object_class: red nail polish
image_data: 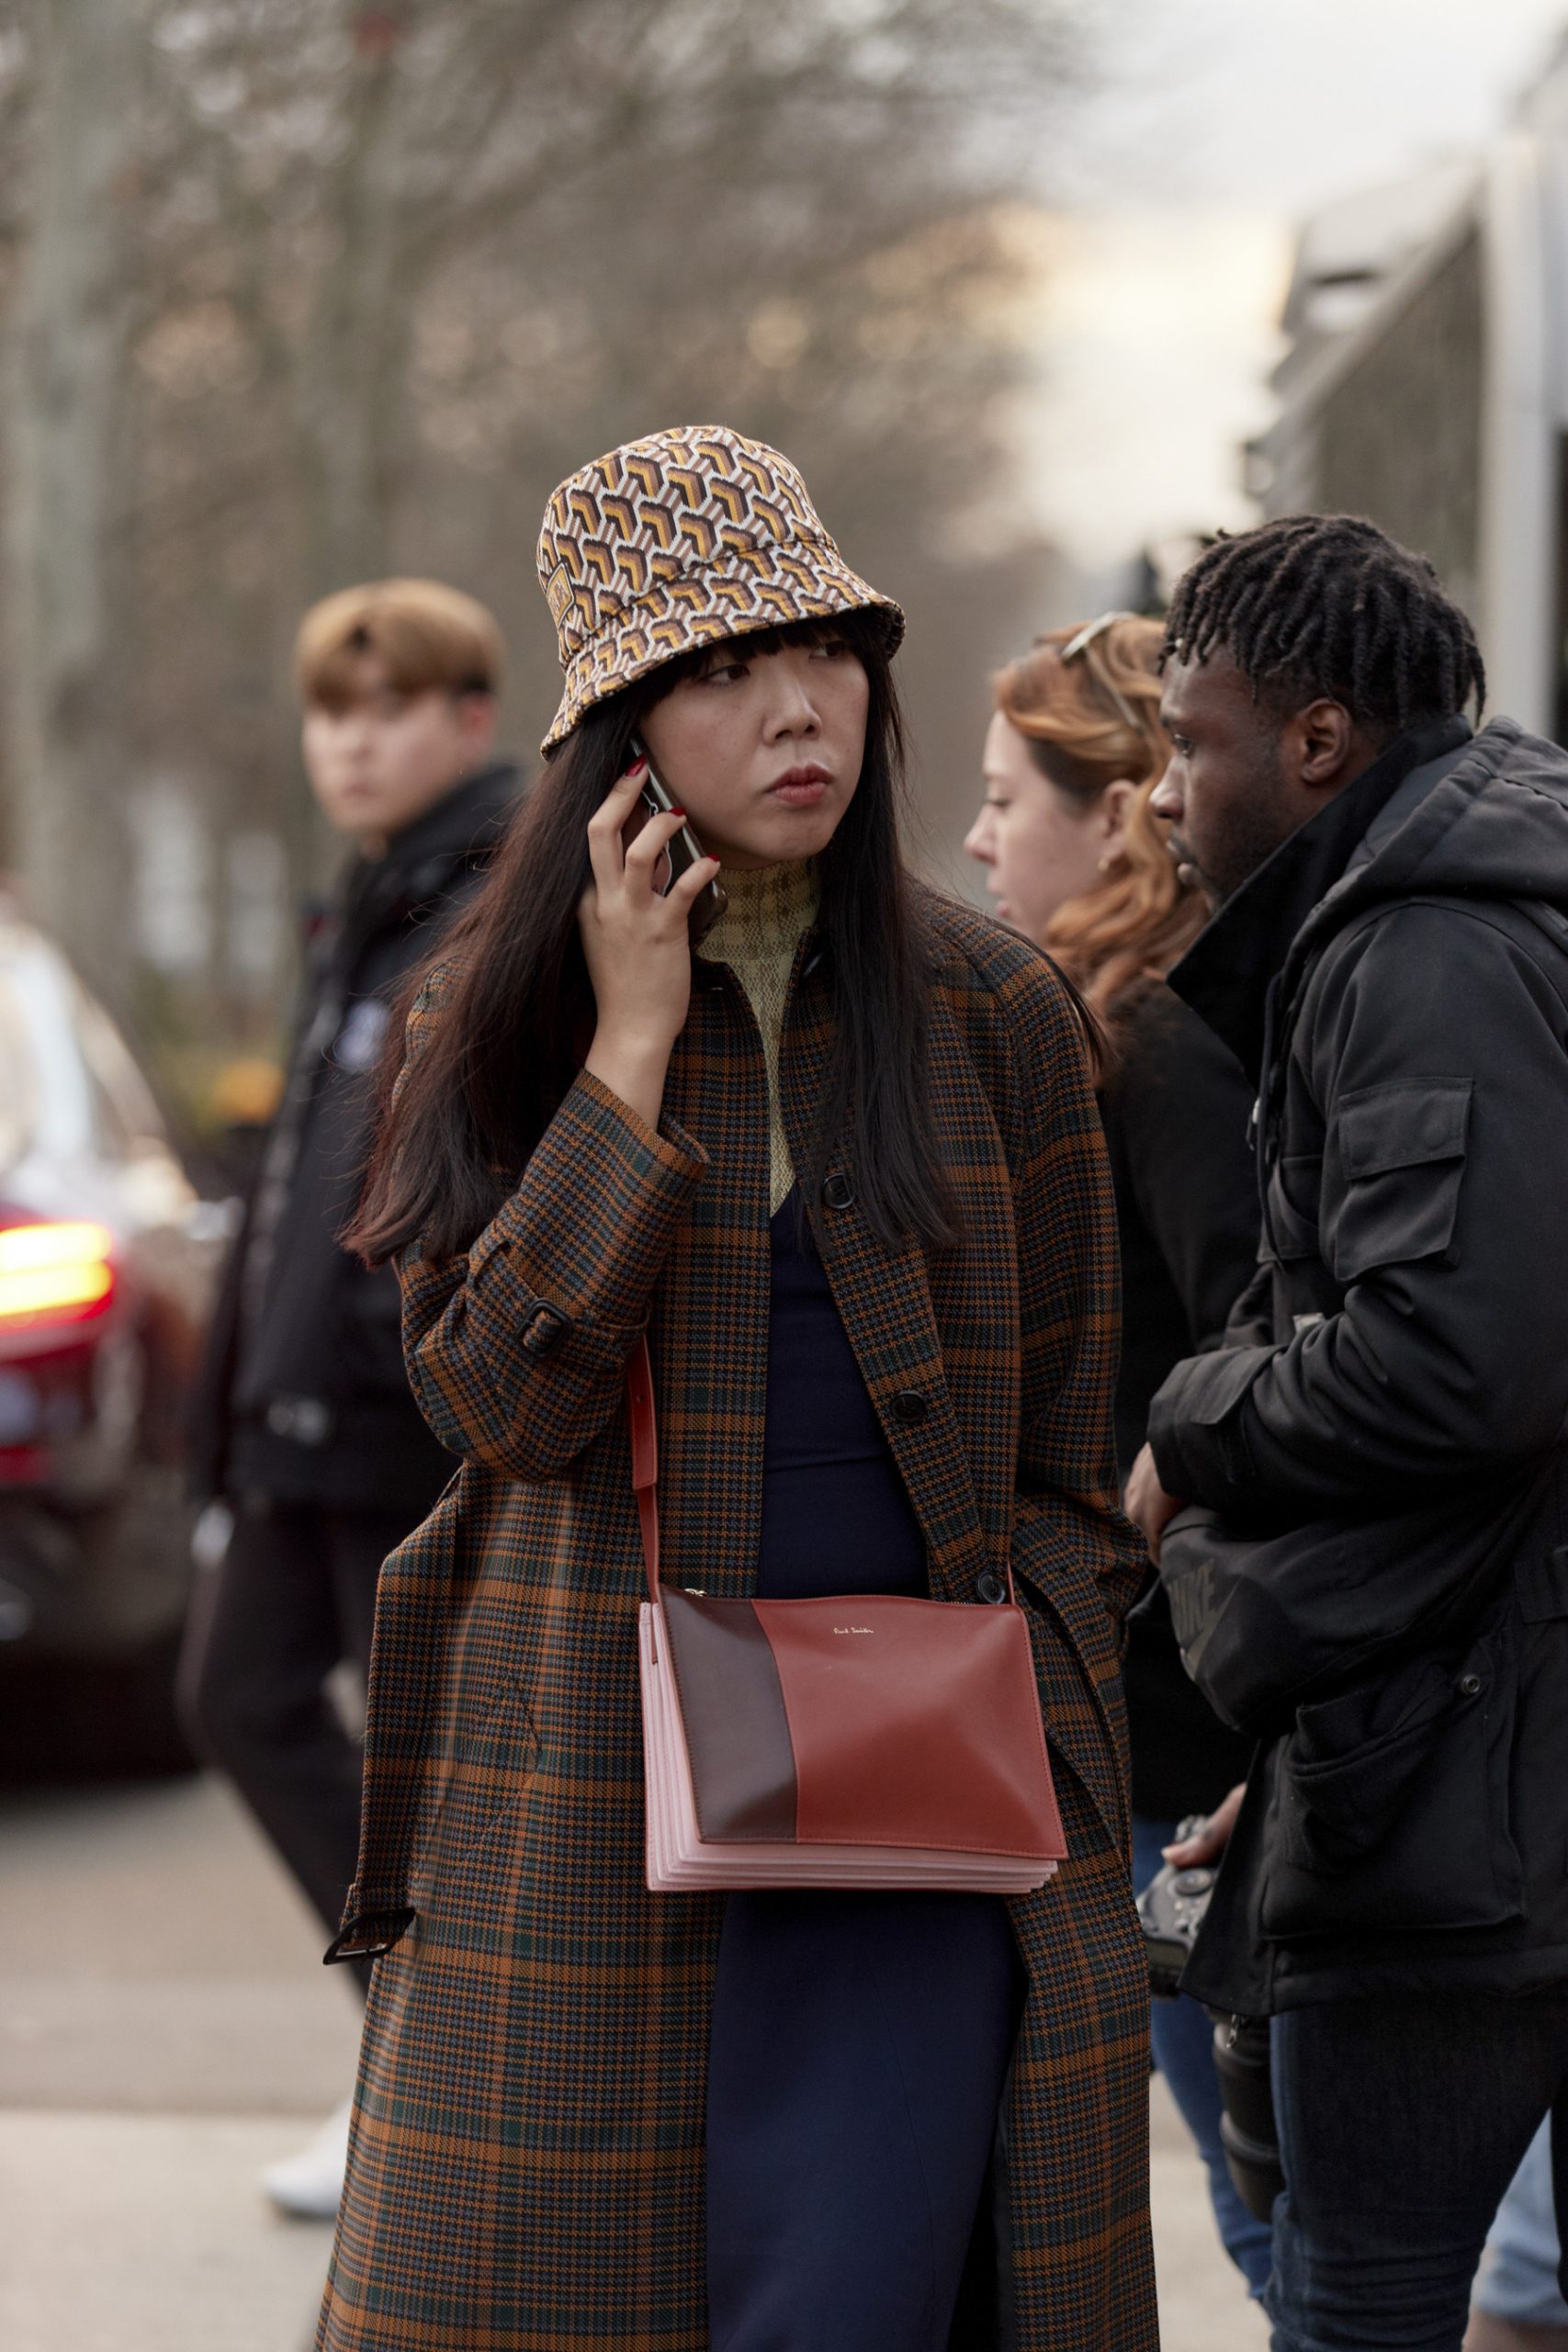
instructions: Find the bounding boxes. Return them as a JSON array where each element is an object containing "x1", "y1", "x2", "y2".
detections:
[
  {"x1": 670, "y1": 806, "x2": 687, "y2": 818},
  {"x1": 628, "y1": 755, "x2": 647, "y2": 775}
]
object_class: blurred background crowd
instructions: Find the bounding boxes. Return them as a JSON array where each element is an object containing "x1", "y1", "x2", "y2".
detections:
[
  {"x1": 7, "y1": 3, "x2": 1568, "y2": 2348},
  {"x1": 6, "y1": 0, "x2": 1568, "y2": 1119}
]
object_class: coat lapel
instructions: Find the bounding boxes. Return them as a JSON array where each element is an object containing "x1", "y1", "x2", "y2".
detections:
[{"x1": 650, "y1": 965, "x2": 773, "y2": 1602}]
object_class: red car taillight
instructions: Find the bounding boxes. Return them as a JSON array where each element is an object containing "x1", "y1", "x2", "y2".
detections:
[{"x1": 0, "y1": 1220, "x2": 117, "y2": 1332}]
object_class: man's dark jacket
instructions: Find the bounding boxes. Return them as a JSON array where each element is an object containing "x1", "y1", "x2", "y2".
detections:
[
  {"x1": 1151, "y1": 717, "x2": 1568, "y2": 2013},
  {"x1": 192, "y1": 762, "x2": 520, "y2": 1518}
]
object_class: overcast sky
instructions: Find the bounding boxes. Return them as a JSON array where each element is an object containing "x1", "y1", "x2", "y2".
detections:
[{"x1": 1023, "y1": 0, "x2": 1568, "y2": 571}]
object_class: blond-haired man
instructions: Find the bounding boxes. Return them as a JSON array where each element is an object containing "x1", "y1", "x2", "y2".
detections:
[{"x1": 182, "y1": 581, "x2": 520, "y2": 2215}]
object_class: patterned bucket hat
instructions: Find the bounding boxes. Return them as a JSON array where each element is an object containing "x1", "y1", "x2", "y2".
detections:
[{"x1": 536, "y1": 424, "x2": 904, "y2": 753}]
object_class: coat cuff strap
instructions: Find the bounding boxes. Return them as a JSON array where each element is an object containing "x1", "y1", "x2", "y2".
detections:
[{"x1": 323, "y1": 1906, "x2": 415, "y2": 1965}]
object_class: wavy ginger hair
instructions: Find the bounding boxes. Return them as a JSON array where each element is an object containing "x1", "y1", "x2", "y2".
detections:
[{"x1": 992, "y1": 614, "x2": 1204, "y2": 1034}]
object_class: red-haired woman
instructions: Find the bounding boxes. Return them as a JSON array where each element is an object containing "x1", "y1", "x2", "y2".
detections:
[{"x1": 967, "y1": 612, "x2": 1272, "y2": 2298}]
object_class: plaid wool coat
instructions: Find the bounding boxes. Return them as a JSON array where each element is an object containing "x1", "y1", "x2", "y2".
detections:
[{"x1": 318, "y1": 891, "x2": 1158, "y2": 2352}]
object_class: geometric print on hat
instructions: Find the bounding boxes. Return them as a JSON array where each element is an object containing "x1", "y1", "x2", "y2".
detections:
[{"x1": 536, "y1": 423, "x2": 904, "y2": 752}]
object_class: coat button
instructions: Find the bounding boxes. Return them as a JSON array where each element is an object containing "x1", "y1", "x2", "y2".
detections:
[
  {"x1": 976, "y1": 1570, "x2": 1008, "y2": 1605},
  {"x1": 891, "y1": 1389, "x2": 928, "y2": 1424},
  {"x1": 1457, "y1": 1671, "x2": 1483, "y2": 1697},
  {"x1": 821, "y1": 1170, "x2": 854, "y2": 1211},
  {"x1": 523, "y1": 1302, "x2": 569, "y2": 1356}
]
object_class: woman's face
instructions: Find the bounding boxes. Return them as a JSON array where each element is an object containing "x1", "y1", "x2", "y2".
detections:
[
  {"x1": 637, "y1": 636, "x2": 870, "y2": 870},
  {"x1": 964, "y1": 713, "x2": 1130, "y2": 946}
]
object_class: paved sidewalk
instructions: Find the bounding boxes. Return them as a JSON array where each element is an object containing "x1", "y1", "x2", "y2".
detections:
[
  {"x1": 0, "y1": 1774, "x2": 1267, "y2": 2351},
  {"x1": 1150, "y1": 2074, "x2": 1269, "y2": 2352},
  {"x1": 0, "y1": 2110, "x2": 333, "y2": 2352}
]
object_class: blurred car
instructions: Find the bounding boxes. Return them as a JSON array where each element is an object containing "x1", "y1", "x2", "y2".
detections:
[{"x1": 0, "y1": 899, "x2": 227, "y2": 1774}]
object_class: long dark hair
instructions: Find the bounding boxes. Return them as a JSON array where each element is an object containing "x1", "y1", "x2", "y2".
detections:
[{"x1": 348, "y1": 610, "x2": 954, "y2": 1266}]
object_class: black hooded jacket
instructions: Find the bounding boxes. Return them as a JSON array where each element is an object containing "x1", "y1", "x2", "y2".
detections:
[
  {"x1": 1150, "y1": 717, "x2": 1568, "y2": 2012},
  {"x1": 192, "y1": 762, "x2": 520, "y2": 1516}
]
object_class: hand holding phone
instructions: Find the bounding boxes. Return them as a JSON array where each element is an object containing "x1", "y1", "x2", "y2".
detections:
[
  {"x1": 580, "y1": 754, "x2": 723, "y2": 1128},
  {"x1": 627, "y1": 737, "x2": 728, "y2": 946}
]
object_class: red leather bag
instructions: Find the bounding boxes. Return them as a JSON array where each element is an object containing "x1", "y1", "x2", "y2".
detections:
[{"x1": 627, "y1": 1340, "x2": 1066, "y2": 1893}]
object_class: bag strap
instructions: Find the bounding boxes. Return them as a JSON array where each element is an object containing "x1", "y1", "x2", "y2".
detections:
[{"x1": 626, "y1": 1338, "x2": 661, "y2": 1605}]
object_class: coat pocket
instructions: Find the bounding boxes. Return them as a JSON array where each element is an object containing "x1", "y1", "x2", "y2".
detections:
[
  {"x1": 1272, "y1": 1653, "x2": 1456, "y2": 1873},
  {"x1": 413, "y1": 1668, "x2": 540, "y2": 1887},
  {"x1": 1325, "y1": 1078, "x2": 1471, "y2": 1285},
  {"x1": 1260, "y1": 1607, "x2": 1523, "y2": 1939},
  {"x1": 1014, "y1": 1562, "x2": 1126, "y2": 1855}
]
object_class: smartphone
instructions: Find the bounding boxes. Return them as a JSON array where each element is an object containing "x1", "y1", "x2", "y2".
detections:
[{"x1": 628, "y1": 736, "x2": 728, "y2": 946}]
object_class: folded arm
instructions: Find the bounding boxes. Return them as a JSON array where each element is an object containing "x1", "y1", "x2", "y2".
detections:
[
  {"x1": 1151, "y1": 905, "x2": 1568, "y2": 1522},
  {"x1": 400, "y1": 1067, "x2": 705, "y2": 1480}
]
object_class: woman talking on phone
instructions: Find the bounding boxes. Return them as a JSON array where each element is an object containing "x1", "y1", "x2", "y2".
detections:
[{"x1": 316, "y1": 427, "x2": 1156, "y2": 2352}]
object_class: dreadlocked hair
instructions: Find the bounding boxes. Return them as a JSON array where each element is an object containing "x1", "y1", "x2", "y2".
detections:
[{"x1": 1163, "y1": 514, "x2": 1486, "y2": 739}]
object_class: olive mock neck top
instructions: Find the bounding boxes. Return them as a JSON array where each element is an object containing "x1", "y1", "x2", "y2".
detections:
[{"x1": 697, "y1": 855, "x2": 818, "y2": 1216}]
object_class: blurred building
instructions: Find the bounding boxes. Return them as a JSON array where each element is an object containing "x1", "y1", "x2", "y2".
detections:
[{"x1": 1253, "y1": 34, "x2": 1568, "y2": 739}]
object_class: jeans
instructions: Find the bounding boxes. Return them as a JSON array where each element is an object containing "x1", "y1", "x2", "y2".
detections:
[
  {"x1": 1269, "y1": 1987, "x2": 1568, "y2": 2351},
  {"x1": 1473, "y1": 2117, "x2": 1568, "y2": 2326},
  {"x1": 1133, "y1": 1814, "x2": 1274, "y2": 2299}
]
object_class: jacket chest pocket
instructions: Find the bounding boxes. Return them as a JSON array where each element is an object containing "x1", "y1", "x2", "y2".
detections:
[{"x1": 1323, "y1": 1078, "x2": 1472, "y2": 1285}]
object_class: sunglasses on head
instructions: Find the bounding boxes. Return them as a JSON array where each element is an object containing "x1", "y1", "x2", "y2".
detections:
[{"x1": 1057, "y1": 610, "x2": 1142, "y2": 731}]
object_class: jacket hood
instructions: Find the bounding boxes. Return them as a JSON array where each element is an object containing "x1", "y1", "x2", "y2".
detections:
[
  {"x1": 1171, "y1": 718, "x2": 1568, "y2": 1083},
  {"x1": 380, "y1": 759, "x2": 521, "y2": 889},
  {"x1": 1301, "y1": 717, "x2": 1568, "y2": 936},
  {"x1": 339, "y1": 760, "x2": 523, "y2": 956}
]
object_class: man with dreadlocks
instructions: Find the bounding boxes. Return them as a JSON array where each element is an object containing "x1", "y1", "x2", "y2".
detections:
[{"x1": 1124, "y1": 513, "x2": 1568, "y2": 2350}]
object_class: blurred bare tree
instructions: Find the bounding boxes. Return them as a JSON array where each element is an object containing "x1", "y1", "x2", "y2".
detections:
[
  {"x1": 0, "y1": 0, "x2": 1079, "y2": 1109},
  {"x1": 5, "y1": 7, "x2": 140, "y2": 1008}
]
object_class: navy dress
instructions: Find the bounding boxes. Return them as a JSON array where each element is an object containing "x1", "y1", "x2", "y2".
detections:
[{"x1": 705, "y1": 1199, "x2": 1024, "y2": 2351}]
